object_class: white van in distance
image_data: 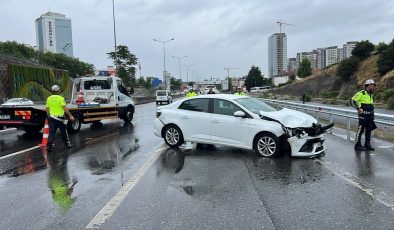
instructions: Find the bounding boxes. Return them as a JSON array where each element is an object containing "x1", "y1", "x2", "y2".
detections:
[{"x1": 156, "y1": 90, "x2": 172, "y2": 105}]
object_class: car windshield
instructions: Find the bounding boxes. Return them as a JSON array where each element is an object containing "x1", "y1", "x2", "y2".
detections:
[
  {"x1": 157, "y1": 91, "x2": 167, "y2": 96},
  {"x1": 6, "y1": 98, "x2": 21, "y2": 103},
  {"x1": 234, "y1": 97, "x2": 281, "y2": 114}
]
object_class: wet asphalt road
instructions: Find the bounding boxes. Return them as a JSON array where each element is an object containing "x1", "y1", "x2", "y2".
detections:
[{"x1": 1, "y1": 102, "x2": 394, "y2": 229}]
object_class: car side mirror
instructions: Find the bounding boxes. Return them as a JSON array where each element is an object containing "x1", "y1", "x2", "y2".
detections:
[{"x1": 234, "y1": 111, "x2": 246, "y2": 118}]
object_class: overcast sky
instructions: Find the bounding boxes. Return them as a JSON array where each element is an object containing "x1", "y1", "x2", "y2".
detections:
[{"x1": 1, "y1": 0, "x2": 393, "y2": 81}]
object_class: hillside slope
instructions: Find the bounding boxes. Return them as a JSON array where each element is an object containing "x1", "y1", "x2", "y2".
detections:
[{"x1": 271, "y1": 54, "x2": 394, "y2": 102}]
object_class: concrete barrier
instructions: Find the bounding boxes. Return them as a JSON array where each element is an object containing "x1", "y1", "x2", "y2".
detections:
[{"x1": 132, "y1": 95, "x2": 183, "y2": 105}]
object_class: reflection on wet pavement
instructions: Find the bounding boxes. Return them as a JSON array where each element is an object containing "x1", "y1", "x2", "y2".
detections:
[{"x1": 47, "y1": 151, "x2": 78, "y2": 211}]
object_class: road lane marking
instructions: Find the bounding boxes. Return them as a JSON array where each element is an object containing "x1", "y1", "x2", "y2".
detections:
[
  {"x1": 315, "y1": 159, "x2": 394, "y2": 210},
  {"x1": 86, "y1": 145, "x2": 166, "y2": 229},
  {"x1": 0, "y1": 128, "x2": 17, "y2": 133},
  {"x1": 0, "y1": 146, "x2": 40, "y2": 161}
]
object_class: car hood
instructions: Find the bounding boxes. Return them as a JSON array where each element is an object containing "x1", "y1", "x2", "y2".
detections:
[{"x1": 259, "y1": 108, "x2": 317, "y2": 128}]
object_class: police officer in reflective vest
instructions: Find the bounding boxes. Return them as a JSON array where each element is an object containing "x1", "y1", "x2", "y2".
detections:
[
  {"x1": 234, "y1": 87, "x2": 245, "y2": 96},
  {"x1": 46, "y1": 85, "x2": 74, "y2": 151},
  {"x1": 351, "y1": 79, "x2": 377, "y2": 151},
  {"x1": 186, "y1": 89, "x2": 198, "y2": 98}
]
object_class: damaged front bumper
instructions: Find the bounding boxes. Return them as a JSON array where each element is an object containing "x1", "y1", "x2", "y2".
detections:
[
  {"x1": 288, "y1": 135, "x2": 325, "y2": 157},
  {"x1": 285, "y1": 123, "x2": 333, "y2": 157}
]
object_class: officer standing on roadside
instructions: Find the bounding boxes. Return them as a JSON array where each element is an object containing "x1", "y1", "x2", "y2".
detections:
[
  {"x1": 186, "y1": 89, "x2": 198, "y2": 98},
  {"x1": 234, "y1": 87, "x2": 245, "y2": 96},
  {"x1": 46, "y1": 85, "x2": 74, "y2": 151},
  {"x1": 351, "y1": 79, "x2": 377, "y2": 151},
  {"x1": 207, "y1": 88, "x2": 215, "y2": 94}
]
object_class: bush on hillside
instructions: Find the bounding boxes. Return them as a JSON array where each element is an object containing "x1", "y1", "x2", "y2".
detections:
[
  {"x1": 383, "y1": 89, "x2": 394, "y2": 101},
  {"x1": 387, "y1": 97, "x2": 394, "y2": 109},
  {"x1": 351, "y1": 40, "x2": 375, "y2": 60},
  {"x1": 336, "y1": 56, "x2": 360, "y2": 80},
  {"x1": 321, "y1": 91, "x2": 339, "y2": 99},
  {"x1": 375, "y1": 42, "x2": 389, "y2": 54},
  {"x1": 378, "y1": 39, "x2": 394, "y2": 75}
]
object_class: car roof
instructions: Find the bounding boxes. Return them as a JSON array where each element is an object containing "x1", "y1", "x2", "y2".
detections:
[{"x1": 191, "y1": 94, "x2": 248, "y2": 100}]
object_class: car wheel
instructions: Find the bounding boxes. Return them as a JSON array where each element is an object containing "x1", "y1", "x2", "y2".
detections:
[
  {"x1": 163, "y1": 125, "x2": 184, "y2": 147},
  {"x1": 68, "y1": 113, "x2": 81, "y2": 133},
  {"x1": 254, "y1": 133, "x2": 280, "y2": 157},
  {"x1": 123, "y1": 107, "x2": 134, "y2": 123}
]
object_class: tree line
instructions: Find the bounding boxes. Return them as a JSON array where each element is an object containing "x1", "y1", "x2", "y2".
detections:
[{"x1": 0, "y1": 41, "x2": 94, "y2": 78}]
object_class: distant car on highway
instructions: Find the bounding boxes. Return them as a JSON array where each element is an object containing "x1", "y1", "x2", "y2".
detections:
[
  {"x1": 154, "y1": 94, "x2": 333, "y2": 158},
  {"x1": 2, "y1": 98, "x2": 34, "y2": 106}
]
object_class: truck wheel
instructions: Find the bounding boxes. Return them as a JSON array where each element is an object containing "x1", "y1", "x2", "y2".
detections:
[
  {"x1": 68, "y1": 113, "x2": 81, "y2": 133},
  {"x1": 0, "y1": 125, "x2": 3, "y2": 130},
  {"x1": 123, "y1": 107, "x2": 134, "y2": 123}
]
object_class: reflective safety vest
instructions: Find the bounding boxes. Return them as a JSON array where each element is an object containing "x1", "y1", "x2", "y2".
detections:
[
  {"x1": 234, "y1": 92, "x2": 245, "y2": 96},
  {"x1": 351, "y1": 90, "x2": 374, "y2": 112},
  {"x1": 187, "y1": 92, "x2": 198, "y2": 98},
  {"x1": 46, "y1": 95, "x2": 66, "y2": 116}
]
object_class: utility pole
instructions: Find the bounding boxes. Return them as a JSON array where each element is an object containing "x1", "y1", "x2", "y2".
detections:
[
  {"x1": 112, "y1": 0, "x2": 118, "y2": 77},
  {"x1": 224, "y1": 67, "x2": 240, "y2": 91}
]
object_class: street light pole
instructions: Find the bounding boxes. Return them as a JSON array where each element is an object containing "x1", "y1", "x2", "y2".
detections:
[
  {"x1": 153, "y1": 38, "x2": 174, "y2": 90},
  {"x1": 172, "y1": 56, "x2": 187, "y2": 81},
  {"x1": 112, "y1": 0, "x2": 118, "y2": 77}
]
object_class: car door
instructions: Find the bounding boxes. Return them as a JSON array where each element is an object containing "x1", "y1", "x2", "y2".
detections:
[
  {"x1": 177, "y1": 98, "x2": 211, "y2": 142},
  {"x1": 210, "y1": 99, "x2": 250, "y2": 147}
]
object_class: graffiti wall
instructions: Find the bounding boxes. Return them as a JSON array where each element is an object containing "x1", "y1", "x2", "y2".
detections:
[{"x1": 8, "y1": 64, "x2": 72, "y2": 102}]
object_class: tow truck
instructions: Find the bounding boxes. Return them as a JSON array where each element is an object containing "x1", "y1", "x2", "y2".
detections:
[{"x1": 0, "y1": 76, "x2": 135, "y2": 134}]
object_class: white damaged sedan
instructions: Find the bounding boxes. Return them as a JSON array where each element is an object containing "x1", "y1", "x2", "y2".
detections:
[{"x1": 153, "y1": 94, "x2": 333, "y2": 158}]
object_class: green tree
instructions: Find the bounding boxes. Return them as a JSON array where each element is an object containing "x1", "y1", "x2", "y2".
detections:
[
  {"x1": 170, "y1": 77, "x2": 182, "y2": 90},
  {"x1": 245, "y1": 66, "x2": 265, "y2": 91},
  {"x1": 137, "y1": 76, "x2": 146, "y2": 87},
  {"x1": 337, "y1": 56, "x2": 360, "y2": 80},
  {"x1": 107, "y1": 45, "x2": 138, "y2": 88},
  {"x1": 377, "y1": 38, "x2": 394, "y2": 75},
  {"x1": 0, "y1": 41, "x2": 38, "y2": 60},
  {"x1": 375, "y1": 42, "x2": 389, "y2": 54},
  {"x1": 297, "y1": 58, "x2": 312, "y2": 78},
  {"x1": 144, "y1": 77, "x2": 152, "y2": 89},
  {"x1": 351, "y1": 40, "x2": 374, "y2": 59},
  {"x1": 0, "y1": 41, "x2": 94, "y2": 78}
]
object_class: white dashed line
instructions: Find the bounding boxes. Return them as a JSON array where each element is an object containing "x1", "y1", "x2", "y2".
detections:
[
  {"x1": 0, "y1": 128, "x2": 17, "y2": 133},
  {"x1": 0, "y1": 146, "x2": 40, "y2": 161},
  {"x1": 86, "y1": 145, "x2": 166, "y2": 229},
  {"x1": 315, "y1": 159, "x2": 394, "y2": 210}
]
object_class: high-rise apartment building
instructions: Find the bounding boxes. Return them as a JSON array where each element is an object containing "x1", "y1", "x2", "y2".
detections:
[
  {"x1": 337, "y1": 48, "x2": 344, "y2": 62},
  {"x1": 268, "y1": 33, "x2": 287, "y2": 77},
  {"x1": 317, "y1": 48, "x2": 326, "y2": 69},
  {"x1": 325, "y1": 46, "x2": 338, "y2": 67},
  {"x1": 296, "y1": 51, "x2": 318, "y2": 70},
  {"x1": 35, "y1": 12, "x2": 73, "y2": 56},
  {"x1": 287, "y1": 58, "x2": 298, "y2": 72},
  {"x1": 343, "y1": 41, "x2": 358, "y2": 59}
]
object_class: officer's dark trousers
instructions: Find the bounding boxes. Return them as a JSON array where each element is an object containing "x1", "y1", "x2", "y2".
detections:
[
  {"x1": 355, "y1": 114, "x2": 374, "y2": 144},
  {"x1": 48, "y1": 117, "x2": 71, "y2": 147}
]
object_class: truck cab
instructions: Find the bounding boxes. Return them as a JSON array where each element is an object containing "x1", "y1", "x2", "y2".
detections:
[{"x1": 66, "y1": 76, "x2": 135, "y2": 132}]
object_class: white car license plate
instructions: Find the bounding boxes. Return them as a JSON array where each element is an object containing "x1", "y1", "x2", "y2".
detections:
[{"x1": 0, "y1": 115, "x2": 10, "y2": 119}]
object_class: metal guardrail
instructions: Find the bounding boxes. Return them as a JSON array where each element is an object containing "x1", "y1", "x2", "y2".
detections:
[{"x1": 261, "y1": 99, "x2": 394, "y2": 141}]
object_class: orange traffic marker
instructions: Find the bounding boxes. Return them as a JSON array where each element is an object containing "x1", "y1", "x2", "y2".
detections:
[{"x1": 39, "y1": 119, "x2": 49, "y2": 147}]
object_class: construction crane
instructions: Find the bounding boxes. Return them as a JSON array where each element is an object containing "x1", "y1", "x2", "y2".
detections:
[
  {"x1": 277, "y1": 20, "x2": 295, "y2": 34},
  {"x1": 224, "y1": 67, "x2": 240, "y2": 92},
  {"x1": 224, "y1": 67, "x2": 240, "y2": 79}
]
